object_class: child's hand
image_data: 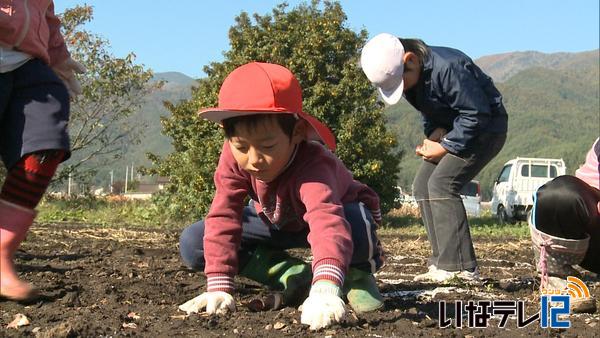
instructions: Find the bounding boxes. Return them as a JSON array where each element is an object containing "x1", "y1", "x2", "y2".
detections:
[
  {"x1": 415, "y1": 144, "x2": 423, "y2": 156},
  {"x1": 178, "y1": 291, "x2": 235, "y2": 315},
  {"x1": 416, "y1": 139, "x2": 448, "y2": 163},
  {"x1": 300, "y1": 281, "x2": 346, "y2": 330}
]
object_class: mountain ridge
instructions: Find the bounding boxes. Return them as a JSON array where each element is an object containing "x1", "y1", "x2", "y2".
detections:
[{"x1": 475, "y1": 49, "x2": 599, "y2": 82}]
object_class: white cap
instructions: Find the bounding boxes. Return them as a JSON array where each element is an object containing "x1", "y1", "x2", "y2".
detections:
[{"x1": 360, "y1": 33, "x2": 405, "y2": 105}]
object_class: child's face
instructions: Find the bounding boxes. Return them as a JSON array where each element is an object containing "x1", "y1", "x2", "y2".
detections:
[{"x1": 228, "y1": 116, "x2": 305, "y2": 182}]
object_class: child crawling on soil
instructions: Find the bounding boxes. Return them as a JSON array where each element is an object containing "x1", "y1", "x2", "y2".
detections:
[{"x1": 177, "y1": 62, "x2": 385, "y2": 330}]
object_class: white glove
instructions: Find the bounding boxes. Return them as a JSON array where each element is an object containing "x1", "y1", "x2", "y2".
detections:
[
  {"x1": 300, "y1": 281, "x2": 346, "y2": 330},
  {"x1": 52, "y1": 57, "x2": 86, "y2": 97},
  {"x1": 178, "y1": 291, "x2": 235, "y2": 315}
]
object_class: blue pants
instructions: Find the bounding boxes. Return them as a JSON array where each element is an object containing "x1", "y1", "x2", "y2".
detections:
[
  {"x1": 180, "y1": 202, "x2": 384, "y2": 274},
  {"x1": 0, "y1": 59, "x2": 71, "y2": 170}
]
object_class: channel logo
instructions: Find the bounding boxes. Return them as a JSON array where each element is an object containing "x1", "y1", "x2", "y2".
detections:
[
  {"x1": 565, "y1": 276, "x2": 590, "y2": 299},
  {"x1": 540, "y1": 276, "x2": 590, "y2": 328},
  {"x1": 438, "y1": 276, "x2": 591, "y2": 329}
]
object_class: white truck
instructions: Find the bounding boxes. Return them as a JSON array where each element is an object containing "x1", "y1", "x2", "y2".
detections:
[
  {"x1": 460, "y1": 180, "x2": 481, "y2": 217},
  {"x1": 491, "y1": 157, "x2": 566, "y2": 224}
]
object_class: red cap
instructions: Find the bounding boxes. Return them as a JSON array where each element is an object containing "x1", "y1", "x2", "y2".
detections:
[{"x1": 199, "y1": 62, "x2": 336, "y2": 150}]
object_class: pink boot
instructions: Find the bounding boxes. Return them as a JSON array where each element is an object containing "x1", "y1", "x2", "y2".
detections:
[{"x1": 0, "y1": 199, "x2": 36, "y2": 300}]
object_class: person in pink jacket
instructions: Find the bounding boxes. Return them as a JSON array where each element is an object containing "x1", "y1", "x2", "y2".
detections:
[
  {"x1": 529, "y1": 138, "x2": 600, "y2": 313},
  {"x1": 1, "y1": 0, "x2": 84, "y2": 300},
  {"x1": 178, "y1": 62, "x2": 385, "y2": 330}
]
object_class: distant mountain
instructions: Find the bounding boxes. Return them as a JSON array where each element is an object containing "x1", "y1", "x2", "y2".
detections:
[
  {"x1": 152, "y1": 72, "x2": 198, "y2": 92},
  {"x1": 88, "y1": 72, "x2": 198, "y2": 187},
  {"x1": 152, "y1": 71, "x2": 198, "y2": 85},
  {"x1": 476, "y1": 49, "x2": 599, "y2": 82},
  {"x1": 126, "y1": 71, "x2": 197, "y2": 165},
  {"x1": 388, "y1": 49, "x2": 599, "y2": 200}
]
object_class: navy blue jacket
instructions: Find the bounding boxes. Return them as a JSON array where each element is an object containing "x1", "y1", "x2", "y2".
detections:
[{"x1": 404, "y1": 46, "x2": 508, "y2": 155}]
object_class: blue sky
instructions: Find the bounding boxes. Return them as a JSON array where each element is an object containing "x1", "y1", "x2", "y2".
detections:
[{"x1": 55, "y1": 1, "x2": 599, "y2": 78}]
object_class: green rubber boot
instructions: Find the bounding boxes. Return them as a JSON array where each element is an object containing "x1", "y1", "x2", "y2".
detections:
[
  {"x1": 239, "y1": 245, "x2": 312, "y2": 306},
  {"x1": 344, "y1": 268, "x2": 384, "y2": 313}
]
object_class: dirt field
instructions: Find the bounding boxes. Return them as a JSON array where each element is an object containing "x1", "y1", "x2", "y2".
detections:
[{"x1": 1, "y1": 223, "x2": 598, "y2": 337}]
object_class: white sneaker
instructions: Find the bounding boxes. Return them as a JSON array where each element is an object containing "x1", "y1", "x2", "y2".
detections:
[
  {"x1": 413, "y1": 266, "x2": 480, "y2": 283},
  {"x1": 456, "y1": 268, "x2": 480, "y2": 282},
  {"x1": 413, "y1": 265, "x2": 443, "y2": 282},
  {"x1": 413, "y1": 265, "x2": 437, "y2": 281}
]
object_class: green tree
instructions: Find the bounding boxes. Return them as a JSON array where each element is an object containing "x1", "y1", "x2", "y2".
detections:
[
  {"x1": 150, "y1": 1, "x2": 400, "y2": 220},
  {"x1": 55, "y1": 6, "x2": 158, "y2": 185}
]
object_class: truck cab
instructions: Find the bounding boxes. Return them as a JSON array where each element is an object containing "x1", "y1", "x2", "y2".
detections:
[{"x1": 491, "y1": 157, "x2": 566, "y2": 223}]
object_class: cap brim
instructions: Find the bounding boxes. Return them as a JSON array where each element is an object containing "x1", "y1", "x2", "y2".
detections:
[
  {"x1": 299, "y1": 113, "x2": 337, "y2": 151},
  {"x1": 378, "y1": 79, "x2": 404, "y2": 105},
  {"x1": 198, "y1": 108, "x2": 337, "y2": 151}
]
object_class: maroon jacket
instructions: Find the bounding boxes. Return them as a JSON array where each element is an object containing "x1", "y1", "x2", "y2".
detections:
[{"x1": 204, "y1": 141, "x2": 381, "y2": 292}]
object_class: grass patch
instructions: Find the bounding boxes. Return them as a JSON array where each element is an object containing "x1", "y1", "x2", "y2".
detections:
[
  {"x1": 37, "y1": 197, "x2": 529, "y2": 239},
  {"x1": 381, "y1": 212, "x2": 529, "y2": 239},
  {"x1": 37, "y1": 196, "x2": 188, "y2": 228},
  {"x1": 468, "y1": 215, "x2": 529, "y2": 238}
]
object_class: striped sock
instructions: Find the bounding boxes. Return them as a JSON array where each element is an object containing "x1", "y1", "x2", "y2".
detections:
[{"x1": 0, "y1": 151, "x2": 64, "y2": 209}]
